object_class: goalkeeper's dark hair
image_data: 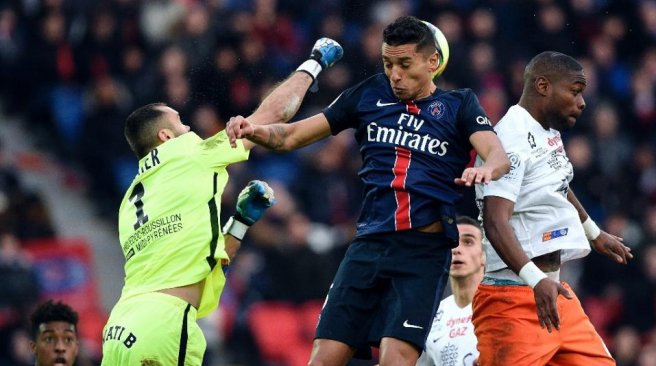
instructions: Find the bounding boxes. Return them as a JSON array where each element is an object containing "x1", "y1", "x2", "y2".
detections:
[
  {"x1": 31, "y1": 300, "x2": 79, "y2": 339},
  {"x1": 524, "y1": 51, "x2": 583, "y2": 85},
  {"x1": 125, "y1": 102, "x2": 168, "y2": 159},
  {"x1": 383, "y1": 16, "x2": 436, "y2": 55}
]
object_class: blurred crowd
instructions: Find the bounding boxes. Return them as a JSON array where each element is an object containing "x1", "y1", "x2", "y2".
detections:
[{"x1": 0, "y1": 0, "x2": 656, "y2": 364}]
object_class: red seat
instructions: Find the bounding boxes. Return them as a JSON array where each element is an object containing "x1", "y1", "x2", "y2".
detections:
[
  {"x1": 299, "y1": 300, "x2": 324, "y2": 339},
  {"x1": 247, "y1": 301, "x2": 313, "y2": 366}
]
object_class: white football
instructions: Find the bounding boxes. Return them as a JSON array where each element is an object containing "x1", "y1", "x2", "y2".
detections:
[{"x1": 422, "y1": 20, "x2": 450, "y2": 78}]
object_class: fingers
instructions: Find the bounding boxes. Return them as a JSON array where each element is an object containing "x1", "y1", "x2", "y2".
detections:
[
  {"x1": 558, "y1": 283, "x2": 573, "y2": 300},
  {"x1": 227, "y1": 117, "x2": 237, "y2": 147},
  {"x1": 226, "y1": 116, "x2": 251, "y2": 148},
  {"x1": 613, "y1": 244, "x2": 633, "y2": 264},
  {"x1": 535, "y1": 280, "x2": 572, "y2": 333},
  {"x1": 537, "y1": 305, "x2": 550, "y2": 332},
  {"x1": 454, "y1": 168, "x2": 493, "y2": 186}
]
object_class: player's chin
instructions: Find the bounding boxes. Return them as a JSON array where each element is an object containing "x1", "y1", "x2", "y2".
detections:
[
  {"x1": 392, "y1": 88, "x2": 407, "y2": 99},
  {"x1": 565, "y1": 115, "x2": 579, "y2": 128},
  {"x1": 449, "y1": 265, "x2": 468, "y2": 275}
]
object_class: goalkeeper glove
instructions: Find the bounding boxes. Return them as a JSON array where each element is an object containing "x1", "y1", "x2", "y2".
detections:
[
  {"x1": 296, "y1": 37, "x2": 344, "y2": 92},
  {"x1": 222, "y1": 180, "x2": 276, "y2": 240}
]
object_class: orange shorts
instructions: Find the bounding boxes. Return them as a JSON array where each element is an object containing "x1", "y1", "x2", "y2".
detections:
[{"x1": 472, "y1": 282, "x2": 615, "y2": 366}]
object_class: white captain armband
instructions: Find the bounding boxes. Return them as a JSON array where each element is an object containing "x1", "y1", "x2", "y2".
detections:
[
  {"x1": 222, "y1": 216, "x2": 249, "y2": 241},
  {"x1": 582, "y1": 217, "x2": 601, "y2": 241},
  {"x1": 519, "y1": 261, "x2": 548, "y2": 288}
]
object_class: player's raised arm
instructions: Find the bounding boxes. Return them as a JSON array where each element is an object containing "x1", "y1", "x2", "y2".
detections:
[
  {"x1": 455, "y1": 131, "x2": 510, "y2": 186},
  {"x1": 227, "y1": 113, "x2": 332, "y2": 152},
  {"x1": 236, "y1": 38, "x2": 343, "y2": 150}
]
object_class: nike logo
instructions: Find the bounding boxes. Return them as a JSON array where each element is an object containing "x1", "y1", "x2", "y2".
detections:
[
  {"x1": 376, "y1": 99, "x2": 397, "y2": 107},
  {"x1": 402, "y1": 320, "x2": 423, "y2": 329}
]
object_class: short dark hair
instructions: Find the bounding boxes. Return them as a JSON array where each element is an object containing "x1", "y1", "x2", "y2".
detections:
[
  {"x1": 457, "y1": 215, "x2": 481, "y2": 230},
  {"x1": 31, "y1": 300, "x2": 79, "y2": 339},
  {"x1": 383, "y1": 16, "x2": 436, "y2": 55},
  {"x1": 524, "y1": 51, "x2": 583, "y2": 84},
  {"x1": 125, "y1": 102, "x2": 167, "y2": 159}
]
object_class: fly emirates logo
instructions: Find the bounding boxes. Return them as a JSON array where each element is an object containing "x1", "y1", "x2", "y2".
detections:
[{"x1": 366, "y1": 113, "x2": 449, "y2": 156}]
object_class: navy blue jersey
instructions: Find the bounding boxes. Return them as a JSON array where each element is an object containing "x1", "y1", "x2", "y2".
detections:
[{"x1": 323, "y1": 73, "x2": 493, "y2": 240}]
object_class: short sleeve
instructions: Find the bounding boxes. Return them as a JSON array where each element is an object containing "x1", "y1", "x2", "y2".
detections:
[
  {"x1": 322, "y1": 81, "x2": 368, "y2": 135},
  {"x1": 456, "y1": 89, "x2": 494, "y2": 139},
  {"x1": 480, "y1": 135, "x2": 527, "y2": 202},
  {"x1": 198, "y1": 130, "x2": 250, "y2": 168}
]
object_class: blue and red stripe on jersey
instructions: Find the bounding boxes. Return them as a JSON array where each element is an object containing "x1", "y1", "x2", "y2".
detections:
[{"x1": 322, "y1": 74, "x2": 494, "y2": 241}]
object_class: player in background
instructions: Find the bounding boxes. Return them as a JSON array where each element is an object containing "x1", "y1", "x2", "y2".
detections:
[
  {"x1": 30, "y1": 300, "x2": 79, "y2": 366},
  {"x1": 417, "y1": 216, "x2": 484, "y2": 366},
  {"x1": 101, "y1": 38, "x2": 343, "y2": 365},
  {"x1": 474, "y1": 51, "x2": 633, "y2": 365},
  {"x1": 227, "y1": 16, "x2": 509, "y2": 366}
]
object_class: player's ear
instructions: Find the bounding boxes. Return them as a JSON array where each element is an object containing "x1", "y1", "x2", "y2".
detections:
[
  {"x1": 429, "y1": 52, "x2": 439, "y2": 75},
  {"x1": 535, "y1": 76, "x2": 550, "y2": 96},
  {"x1": 158, "y1": 128, "x2": 174, "y2": 142}
]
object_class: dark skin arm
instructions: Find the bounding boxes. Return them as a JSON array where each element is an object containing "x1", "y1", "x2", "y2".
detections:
[
  {"x1": 483, "y1": 196, "x2": 572, "y2": 333},
  {"x1": 567, "y1": 190, "x2": 632, "y2": 264}
]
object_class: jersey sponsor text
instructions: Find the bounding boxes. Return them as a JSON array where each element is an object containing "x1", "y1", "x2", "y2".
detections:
[
  {"x1": 366, "y1": 113, "x2": 449, "y2": 155},
  {"x1": 123, "y1": 214, "x2": 183, "y2": 259}
]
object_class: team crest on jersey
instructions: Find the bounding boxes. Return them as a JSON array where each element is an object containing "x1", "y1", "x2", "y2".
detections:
[{"x1": 428, "y1": 100, "x2": 445, "y2": 118}]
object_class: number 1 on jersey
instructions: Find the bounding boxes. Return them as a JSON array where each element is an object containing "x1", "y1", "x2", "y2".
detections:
[{"x1": 129, "y1": 182, "x2": 149, "y2": 230}]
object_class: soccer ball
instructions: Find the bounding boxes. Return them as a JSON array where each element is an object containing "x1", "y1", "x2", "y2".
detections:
[{"x1": 422, "y1": 21, "x2": 450, "y2": 78}]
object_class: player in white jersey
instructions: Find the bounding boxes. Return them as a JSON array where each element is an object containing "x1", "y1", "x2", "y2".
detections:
[
  {"x1": 473, "y1": 51, "x2": 633, "y2": 365},
  {"x1": 417, "y1": 216, "x2": 484, "y2": 366}
]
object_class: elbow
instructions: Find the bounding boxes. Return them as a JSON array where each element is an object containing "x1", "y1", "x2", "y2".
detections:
[{"x1": 492, "y1": 156, "x2": 511, "y2": 180}]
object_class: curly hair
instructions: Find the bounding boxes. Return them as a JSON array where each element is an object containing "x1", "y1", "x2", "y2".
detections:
[{"x1": 30, "y1": 300, "x2": 79, "y2": 339}]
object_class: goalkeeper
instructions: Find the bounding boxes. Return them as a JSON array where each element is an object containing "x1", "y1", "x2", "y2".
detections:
[{"x1": 101, "y1": 38, "x2": 343, "y2": 365}]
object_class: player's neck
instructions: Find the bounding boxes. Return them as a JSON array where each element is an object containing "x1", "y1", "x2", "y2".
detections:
[
  {"x1": 414, "y1": 82, "x2": 437, "y2": 101},
  {"x1": 518, "y1": 99, "x2": 549, "y2": 130},
  {"x1": 450, "y1": 271, "x2": 484, "y2": 308}
]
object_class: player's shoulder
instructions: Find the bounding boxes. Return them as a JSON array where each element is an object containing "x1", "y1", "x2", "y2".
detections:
[
  {"x1": 435, "y1": 87, "x2": 476, "y2": 101},
  {"x1": 330, "y1": 73, "x2": 384, "y2": 101},
  {"x1": 495, "y1": 106, "x2": 534, "y2": 137},
  {"x1": 348, "y1": 73, "x2": 388, "y2": 92}
]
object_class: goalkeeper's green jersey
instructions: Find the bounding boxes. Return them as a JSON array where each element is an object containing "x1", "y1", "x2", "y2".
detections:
[{"x1": 117, "y1": 131, "x2": 249, "y2": 317}]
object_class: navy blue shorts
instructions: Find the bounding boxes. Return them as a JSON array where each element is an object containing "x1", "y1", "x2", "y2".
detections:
[{"x1": 315, "y1": 229, "x2": 452, "y2": 358}]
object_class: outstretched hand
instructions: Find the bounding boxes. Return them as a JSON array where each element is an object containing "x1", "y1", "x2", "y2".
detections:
[
  {"x1": 226, "y1": 116, "x2": 255, "y2": 148},
  {"x1": 310, "y1": 37, "x2": 344, "y2": 69},
  {"x1": 533, "y1": 278, "x2": 573, "y2": 333},
  {"x1": 454, "y1": 166, "x2": 494, "y2": 186},
  {"x1": 591, "y1": 231, "x2": 633, "y2": 264},
  {"x1": 235, "y1": 180, "x2": 276, "y2": 225}
]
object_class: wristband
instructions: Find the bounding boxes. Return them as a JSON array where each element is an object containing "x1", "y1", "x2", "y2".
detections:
[
  {"x1": 296, "y1": 59, "x2": 323, "y2": 80},
  {"x1": 582, "y1": 217, "x2": 601, "y2": 240},
  {"x1": 518, "y1": 261, "x2": 548, "y2": 288},
  {"x1": 222, "y1": 216, "x2": 249, "y2": 241}
]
